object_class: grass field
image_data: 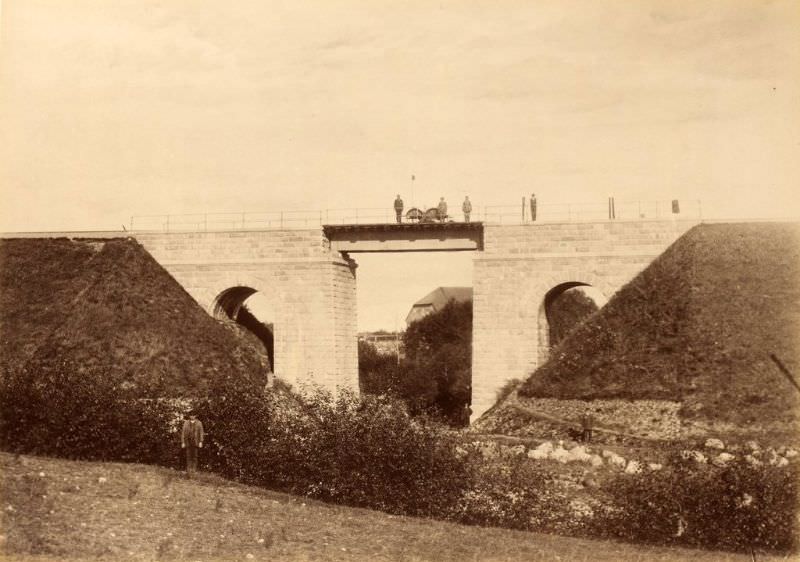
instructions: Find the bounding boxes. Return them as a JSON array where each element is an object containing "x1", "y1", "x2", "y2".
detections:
[{"x1": 0, "y1": 452, "x2": 787, "y2": 562}]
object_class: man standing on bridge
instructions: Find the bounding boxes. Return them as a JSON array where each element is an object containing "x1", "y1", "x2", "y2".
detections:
[
  {"x1": 462, "y1": 196, "x2": 472, "y2": 222},
  {"x1": 394, "y1": 195, "x2": 404, "y2": 223},
  {"x1": 437, "y1": 197, "x2": 448, "y2": 222}
]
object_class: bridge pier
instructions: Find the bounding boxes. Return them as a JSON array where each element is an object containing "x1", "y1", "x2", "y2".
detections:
[{"x1": 135, "y1": 229, "x2": 358, "y2": 391}]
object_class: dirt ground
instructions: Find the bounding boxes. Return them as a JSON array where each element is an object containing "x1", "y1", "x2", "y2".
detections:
[{"x1": 0, "y1": 452, "x2": 787, "y2": 562}]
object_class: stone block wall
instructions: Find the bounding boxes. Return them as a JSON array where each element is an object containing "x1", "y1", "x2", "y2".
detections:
[
  {"x1": 471, "y1": 219, "x2": 698, "y2": 421},
  {"x1": 135, "y1": 229, "x2": 358, "y2": 392}
]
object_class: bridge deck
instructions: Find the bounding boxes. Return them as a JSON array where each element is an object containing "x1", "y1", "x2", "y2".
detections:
[{"x1": 322, "y1": 222, "x2": 483, "y2": 252}]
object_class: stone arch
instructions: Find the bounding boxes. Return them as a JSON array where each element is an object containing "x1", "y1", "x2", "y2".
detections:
[
  {"x1": 212, "y1": 286, "x2": 258, "y2": 320},
  {"x1": 211, "y1": 282, "x2": 276, "y2": 374},
  {"x1": 536, "y1": 271, "x2": 611, "y2": 363}
]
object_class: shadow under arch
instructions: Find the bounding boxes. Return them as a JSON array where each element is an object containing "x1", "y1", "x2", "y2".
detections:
[
  {"x1": 212, "y1": 285, "x2": 274, "y2": 373},
  {"x1": 537, "y1": 282, "x2": 605, "y2": 362},
  {"x1": 212, "y1": 286, "x2": 257, "y2": 321}
]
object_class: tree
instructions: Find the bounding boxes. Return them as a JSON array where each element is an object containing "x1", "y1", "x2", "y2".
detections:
[
  {"x1": 358, "y1": 339, "x2": 400, "y2": 395},
  {"x1": 401, "y1": 299, "x2": 472, "y2": 426}
]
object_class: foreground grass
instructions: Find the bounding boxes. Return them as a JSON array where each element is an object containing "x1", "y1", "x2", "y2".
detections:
[{"x1": 0, "y1": 453, "x2": 789, "y2": 562}]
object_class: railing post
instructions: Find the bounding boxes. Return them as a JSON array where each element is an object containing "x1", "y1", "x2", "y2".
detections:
[{"x1": 130, "y1": 216, "x2": 134, "y2": 231}]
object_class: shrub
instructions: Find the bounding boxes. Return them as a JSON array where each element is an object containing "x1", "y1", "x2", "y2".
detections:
[
  {"x1": 194, "y1": 383, "x2": 473, "y2": 517},
  {"x1": 0, "y1": 359, "x2": 176, "y2": 466},
  {"x1": 593, "y1": 453, "x2": 799, "y2": 554},
  {"x1": 454, "y1": 453, "x2": 555, "y2": 530}
]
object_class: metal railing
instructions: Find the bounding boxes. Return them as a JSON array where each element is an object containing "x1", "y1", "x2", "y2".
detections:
[{"x1": 130, "y1": 199, "x2": 705, "y2": 232}]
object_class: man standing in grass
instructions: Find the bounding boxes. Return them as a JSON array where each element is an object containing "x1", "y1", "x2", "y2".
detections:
[{"x1": 181, "y1": 411, "x2": 204, "y2": 478}]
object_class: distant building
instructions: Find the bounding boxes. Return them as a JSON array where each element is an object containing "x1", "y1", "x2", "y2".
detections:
[
  {"x1": 358, "y1": 332, "x2": 402, "y2": 356},
  {"x1": 405, "y1": 286, "x2": 473, "y2": 326}
]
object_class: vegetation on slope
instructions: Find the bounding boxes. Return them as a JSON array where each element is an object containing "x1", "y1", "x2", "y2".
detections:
[
  {"x1": 0, "y1": 237, "x2": 267, "y2": 396},
  {"x1": 547, "y1": 287, "x2": 600, "y2": 347},
  {"x1": 518, "y1": 223, "x2": 800, "y2": 427}
]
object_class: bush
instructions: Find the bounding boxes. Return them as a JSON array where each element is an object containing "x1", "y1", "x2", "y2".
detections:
[
  {"x1": 0, "y1": 359, "x2": 177, "y2": 466},
  {"x1": 454, "y1": 453, "x2": 554, "y2": 530},
  {"x1": 195, "y1": 383, "x2": 472, "y2": 517},
  {"x1": 593, "y1": 453, "x2": 799, "y2": 554}
]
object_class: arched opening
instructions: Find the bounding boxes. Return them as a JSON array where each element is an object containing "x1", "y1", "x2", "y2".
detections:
[
  {"x1": 212, "y1": 286, "x2": 275, "y2": 373},
  {"x1": 538, "y1": 283, "x2": 607, "y2": 359}
]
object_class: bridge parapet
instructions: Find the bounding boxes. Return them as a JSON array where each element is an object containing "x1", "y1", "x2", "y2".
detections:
[{"x1": 323, "y1": 222, "x2": 483, "y2": 253}]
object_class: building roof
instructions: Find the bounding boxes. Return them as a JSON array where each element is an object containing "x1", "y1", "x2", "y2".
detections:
[{"x1": 405, "y1": 286, "x2": 473, "y2": 325}]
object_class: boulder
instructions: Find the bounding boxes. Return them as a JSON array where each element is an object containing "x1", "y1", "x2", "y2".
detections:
[
  {"x1": 527, "y1": 441, "x2": 553, "y2": 460},
  {"x1": 704, "y1": 438, "x2": 725, "y2": 450},
  {"x1": 624, "y1": 460, "x2": 643, "y2": 474},
  {"x1": 602, "y1": 450, "x2": 626, "y2": 469},
  {"x1": 712, "y1": 452, "x2": 735, "y2": 467}
]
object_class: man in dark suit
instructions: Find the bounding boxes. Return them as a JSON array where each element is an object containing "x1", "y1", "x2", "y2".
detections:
[{"x1": 181, "y1": 411, "x2": 204, "y2": 477}]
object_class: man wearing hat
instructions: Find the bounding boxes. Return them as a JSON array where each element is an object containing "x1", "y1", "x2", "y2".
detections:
[{"x1": 181, "y1": 411, "x2": 204, "y2": 477}]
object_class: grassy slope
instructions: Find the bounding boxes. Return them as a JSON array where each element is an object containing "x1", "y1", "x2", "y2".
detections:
[
  {"x1": 0, "y1": 237, "x2": 266, "y2": 395},
  {"x1": 517, "y1": 222, "x2": 800, "y2": 429},
  {"x1": 0, "y1": 452, "x2": 771, "y2": 562}
]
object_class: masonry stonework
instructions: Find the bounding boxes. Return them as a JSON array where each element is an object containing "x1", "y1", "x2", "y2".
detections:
[
  {"x1": 129, "y1": 219, "x2": 698, "y2": 416},
  {"x1": 135, "y1": 229, "x2": 358, "y2": 391},
  {"x1": 470, "y1": 219, "x2": 698, "y2": 421}
]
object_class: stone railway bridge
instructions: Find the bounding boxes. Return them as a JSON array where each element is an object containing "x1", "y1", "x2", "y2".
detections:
[
  {"x1": 6, "y1": 219, "x2": 698, "y2": 420},
  {"x1": 129, "y1": 218, "x2": 698, "y2": 420}
]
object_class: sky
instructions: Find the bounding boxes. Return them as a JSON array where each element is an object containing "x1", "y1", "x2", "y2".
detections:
[{"x1": 1, "y1": 0, "x2": 798, "y2": 330}]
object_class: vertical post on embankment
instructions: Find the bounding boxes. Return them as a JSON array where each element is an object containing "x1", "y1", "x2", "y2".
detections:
[{"x1": 770, "y1": 354, "x2": 800, "y2": 394}]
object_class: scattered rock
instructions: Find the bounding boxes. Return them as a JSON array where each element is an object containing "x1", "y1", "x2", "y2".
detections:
[
  {"x1": 745, "y1": 440, "x2": 761, "y2": 452},
  {"x1": 508, "y1": 444, "x2": 526, "y2": 456},
  {"x1": 680, "y1": 450, "x2": 707, "y2": 464},
  {"x1": 602, "y1": 450, "x2": 626, "y2": 469},
  {"x1": 581, "y1": 476, "x2": 599, "y2": 488},
  {"x1": 624, "y1": 460, "x2": 643, "y2": 474},
  {"x1": 745, "y1": 454, "x2": 762, "y2": 467},
  {"x1": 647, "y1": 463, "x2": 663, "y2": 471},
  {"x1": 785, "y1": 448, "x2": 798, "y2": 458},
  {"x1": 550, "y1": 446, "x2": 570, "y2": 464},
  {"x1": 528, "y1": 441, "x2": 553, "y2": 460},
  {"x1": 98, "y1": 477, "x2": 107, "y2": 484},
  {"x1": 704, "y1": 438, "x2": 725, "y2": 450},
  {"x1": 712, "y1": 452, "x2": 735, "y2": 467}
]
